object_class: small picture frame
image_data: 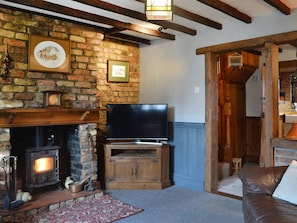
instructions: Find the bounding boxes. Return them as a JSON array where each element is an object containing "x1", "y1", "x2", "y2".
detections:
[
  {"x1": 108, "y1": 60, "x2": 129, "y2": 82},
  {"x1": 228, "y1": 52, "x2": 243, "y2": 68},
  {"x1": 29, "y1": 34, "x2": 70, "y2": 73},
  {"x1": 43, "y1": 91, "x2": 62, "y2": 107}
]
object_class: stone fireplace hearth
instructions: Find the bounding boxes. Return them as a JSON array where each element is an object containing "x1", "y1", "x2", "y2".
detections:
[{"x1": 0, "y1": 108, "x2": 100, "y2": 203}]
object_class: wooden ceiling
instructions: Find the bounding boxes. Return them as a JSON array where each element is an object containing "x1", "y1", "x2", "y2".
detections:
[{"x1": 0, "y1": 0, "x2": 296, "y2": 45}]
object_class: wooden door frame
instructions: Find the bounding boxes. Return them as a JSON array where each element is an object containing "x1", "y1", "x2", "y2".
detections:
[{"x1": 197, "y1": 30, "x2": 297, "y2": 192}]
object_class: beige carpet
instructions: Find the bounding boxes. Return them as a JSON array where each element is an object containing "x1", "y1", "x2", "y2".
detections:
[{"x1": 217, "y1": 175, "x2": 242, "y2": 197}]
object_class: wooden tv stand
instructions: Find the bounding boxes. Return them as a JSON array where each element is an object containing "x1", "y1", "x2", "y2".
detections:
[{"x1": 104, "y1": 143, "x2": 171, "y2": 190}]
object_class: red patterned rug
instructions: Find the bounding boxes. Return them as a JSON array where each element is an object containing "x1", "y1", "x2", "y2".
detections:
[{"x1": 11, "y1": 194, "x2": 143, "y2": 223}]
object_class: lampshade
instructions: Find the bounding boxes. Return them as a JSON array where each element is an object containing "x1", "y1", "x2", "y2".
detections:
[{"x1": 146, "y1": 0, "x2": 173, "y2": 20}]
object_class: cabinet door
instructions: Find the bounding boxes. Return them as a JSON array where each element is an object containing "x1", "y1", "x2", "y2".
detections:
[
  {"x1": 106, "y1": 158, "x2": 135, "y2": 182},
  {"x1": 135, "y1": 158, "x2": 160, "y2": 182}
]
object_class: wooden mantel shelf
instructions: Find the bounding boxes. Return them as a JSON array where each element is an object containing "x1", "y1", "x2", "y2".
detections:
[{"x1": 0, "y1": 108, "x2": 100, "y2": 128}]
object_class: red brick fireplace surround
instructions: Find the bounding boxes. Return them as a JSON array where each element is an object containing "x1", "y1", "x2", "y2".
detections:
[{"x1": 0, "y1": 108, "x2": 100, "y2": 204}]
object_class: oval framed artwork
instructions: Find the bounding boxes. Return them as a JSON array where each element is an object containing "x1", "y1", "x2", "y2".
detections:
[{"x1": 29, "y1": 34, "x2": 70, "y2": 73}]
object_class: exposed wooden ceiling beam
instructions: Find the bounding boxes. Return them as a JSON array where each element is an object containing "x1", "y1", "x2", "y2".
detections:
[
  {"x1": 172, "y1": 5, "x2": 222, "y2": 30},
  {"x1": 0, "y1": 2, "x2": 151, "y2": 45},
  {"x1": 104, "y1": 33, "x2": 151, "y2": 45},
  {"x1": 135, "y1": 0, "x2": 222, "y2": 30},
  {"x1": 196, "y1": 0, "x2": 252, "y2": 24},
  {"x1": 152, "y1": 21, "x2": 197, "y2": 35},
  {"x1": 104, "y1": 27, "x2": 128, "y2": 36},
  {"x1": 3, "y1": 0, "x2": 175, "y2": 41},
  {"x1": 263, "y1": 0, "x2": 291, "y2": 15},
  {"x1": 75, "y1": 0, "x2": 196, "y2": 36},
  {"x1": 196, "y1": 30, "x2": 297, "y2": 54},
  {"x1": 75, "y1": 0, "x2": 147, "y2": 21}
]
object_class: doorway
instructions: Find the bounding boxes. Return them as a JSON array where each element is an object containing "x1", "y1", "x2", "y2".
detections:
[
  {"x1": 216, "y1": 52, "x2": 261, "y2": 197},
  {"x1": 198, "y1": 32, "x2": 293, "y2": 192}
]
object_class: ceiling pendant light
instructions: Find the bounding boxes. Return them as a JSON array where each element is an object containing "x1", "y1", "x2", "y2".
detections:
[{"x1": 146, "y1": 0, "x2": 173, "y2": 21}]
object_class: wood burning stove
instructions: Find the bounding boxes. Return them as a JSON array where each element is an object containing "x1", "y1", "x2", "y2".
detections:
[
  {"x1": 25, "y1": 146, "x2": 60, "y2": 193},
  {"x1": 9, "y1": 123, "x2": 97, "y2": 195}
]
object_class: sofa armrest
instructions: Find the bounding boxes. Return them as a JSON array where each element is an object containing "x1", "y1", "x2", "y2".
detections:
[{"x1": 238, "y1": 165, "x2": 287, "y2": 195}]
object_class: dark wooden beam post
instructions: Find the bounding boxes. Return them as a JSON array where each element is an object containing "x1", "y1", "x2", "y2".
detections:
[
  {"x1": 197, "y1": 31, "x2": 295, "y2": 192},
  {"x1": 204, "y1": 52, "x2": 218, "y2": 192},
  {"x1": 260, "y1": 42, "x2": 279, "y2": 166}
]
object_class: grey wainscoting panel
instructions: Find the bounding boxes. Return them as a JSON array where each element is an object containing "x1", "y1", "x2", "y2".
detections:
[{"x1": 168, "y1": 122, "x2": 205, "y2": 191}]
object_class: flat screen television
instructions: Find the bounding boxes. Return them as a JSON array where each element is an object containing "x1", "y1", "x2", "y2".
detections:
[{"x1": 106, "y1": 103, "x2": 168, "y2": 142}]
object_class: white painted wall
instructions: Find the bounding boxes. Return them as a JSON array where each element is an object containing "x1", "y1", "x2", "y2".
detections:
[
  {"x1": 246, "y1": 68, "x2": 262, "y2": 117},
  {"x1": 139, "y1": 37, "x2": 205, "y2": 122},
  {"x1": 140, "y1": 10, "x2": 297, "y2": 122}
]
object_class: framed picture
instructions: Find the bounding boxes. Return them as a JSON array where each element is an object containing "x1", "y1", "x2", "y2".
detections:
[
  {"x1": 228, "y1": 52, "x2": 242, "y2": 67},
  {"x1": 108, "y1": 60, "x2": 129, "y2": 82},
  {"x1": 29, "y1": 34, "x2": 70, "y2": 73}
]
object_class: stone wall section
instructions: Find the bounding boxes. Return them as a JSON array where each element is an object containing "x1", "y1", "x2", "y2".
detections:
[{"x1": 67, "y1": 124, "x2": 98, "y2": 182}]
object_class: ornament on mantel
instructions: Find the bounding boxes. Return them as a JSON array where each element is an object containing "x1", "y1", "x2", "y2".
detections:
[
  {"x1": 1, "y1": 44, "x2": 10, "y2": 80},
  {"x1": 64, "y1": 176, "x2": 74, "y2": 189},
  {"x1": 16, "y1": 190, "x2": 32, "y2": 202}
]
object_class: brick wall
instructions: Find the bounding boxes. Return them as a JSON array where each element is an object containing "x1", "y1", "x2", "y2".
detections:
[
  {"x1": 0, "y1": 8, "x2": 140, "y2": 122},
  {"x1": 0, "y1": 8, "x2": 140, "y2": 186}
]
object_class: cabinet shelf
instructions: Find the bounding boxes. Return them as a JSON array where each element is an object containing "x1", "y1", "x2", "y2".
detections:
[
  {"x1": 111, "y1": 149, "x2": 157, "y2": 158},
  {"x1": 104, "y1": 143, "x2": 171, "y2": 190}
]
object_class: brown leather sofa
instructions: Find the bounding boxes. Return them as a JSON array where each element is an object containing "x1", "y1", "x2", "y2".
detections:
[{"x1": 238, "y1": 165, "x2": 297, "y2": 223}]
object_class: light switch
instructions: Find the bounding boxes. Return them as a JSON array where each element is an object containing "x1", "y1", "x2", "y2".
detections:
[{"x1": 194, "y1": 87, "x2": 200, "y2": 93}]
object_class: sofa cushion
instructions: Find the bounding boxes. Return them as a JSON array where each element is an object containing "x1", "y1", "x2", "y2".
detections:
[
  {"x1": 238, "y1": 165, "x2": 287, "y2": 195},
  {"x1": 272, "y1": 160, "x2": 297, "y2": 205}
]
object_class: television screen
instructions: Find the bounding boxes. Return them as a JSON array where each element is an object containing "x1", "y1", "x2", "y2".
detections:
[{"x1": 106, "y1": 104, "x2": 168, "y2": 142}]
